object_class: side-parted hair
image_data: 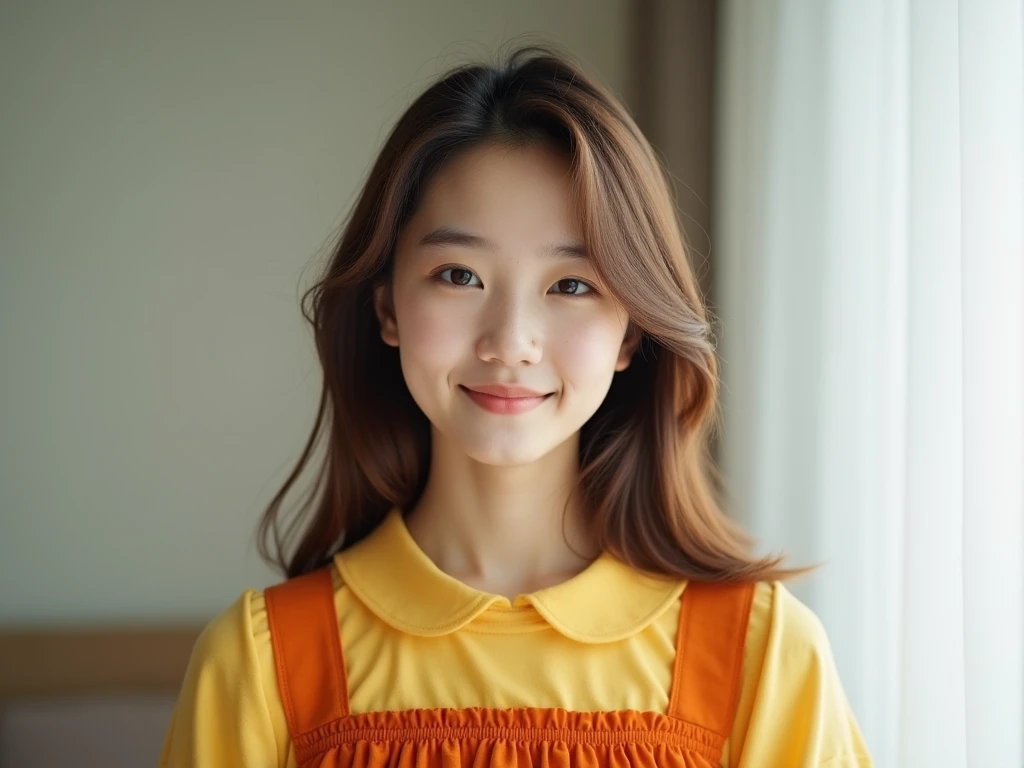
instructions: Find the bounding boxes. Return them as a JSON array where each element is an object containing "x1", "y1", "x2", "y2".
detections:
[{"x1": 258, "y1": 44, "x2": 807, "y2": 583}]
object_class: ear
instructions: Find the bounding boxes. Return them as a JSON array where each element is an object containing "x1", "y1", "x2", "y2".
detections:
[
  {"x1": 373, "y1": 281, "x2": 399, "y2": 347},
  {"x1": 615, "y1": 321, "x2": 642, "y2": 372}
]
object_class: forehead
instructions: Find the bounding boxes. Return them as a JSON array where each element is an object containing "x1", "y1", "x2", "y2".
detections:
[{"x1": 402, "y1": 141, "x2": 582, "y2": 248}]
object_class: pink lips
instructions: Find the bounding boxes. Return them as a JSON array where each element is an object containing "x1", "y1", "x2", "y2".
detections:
[{"x1": 459, "y1": 384, "x2": 552, "y2": 415}]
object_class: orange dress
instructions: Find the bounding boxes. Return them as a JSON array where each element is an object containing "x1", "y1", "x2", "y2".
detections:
[{"x1": 263, "y1": 565, "x2": 755, "y2": 768}]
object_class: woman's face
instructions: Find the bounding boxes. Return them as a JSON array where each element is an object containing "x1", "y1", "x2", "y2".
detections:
[{"x1": 375, "y1": 141, "x2": 637, "y2": 466}]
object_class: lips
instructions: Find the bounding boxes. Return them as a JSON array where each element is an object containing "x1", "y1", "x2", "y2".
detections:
[
  {"x1": 462, "y1": 383, "x2": 549, "y2": 398},
  {"x1": 459, "y1": 383, "x2": 553, "y2": 415}
]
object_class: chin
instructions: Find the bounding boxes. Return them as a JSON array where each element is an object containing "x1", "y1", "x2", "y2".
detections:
[{"x1": 460, "y1": 437, "x2": 556, "y2": 468}]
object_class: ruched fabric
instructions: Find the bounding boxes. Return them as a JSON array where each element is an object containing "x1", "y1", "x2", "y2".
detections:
[{"x1": 264, "y1": 567, "x2": 755, "y2": 768}]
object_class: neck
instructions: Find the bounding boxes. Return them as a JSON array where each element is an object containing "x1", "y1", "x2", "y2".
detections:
[{"x1": 403, "y1": 430, "x2": 601, "y2": 600}]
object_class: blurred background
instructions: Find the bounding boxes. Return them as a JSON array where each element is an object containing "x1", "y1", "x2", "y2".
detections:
[{"x1": 1, "y1": 1, "x2": 1021, "y2": 767}]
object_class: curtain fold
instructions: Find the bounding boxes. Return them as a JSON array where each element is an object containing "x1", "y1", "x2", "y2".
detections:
[{"x1": 715, "y1": 1, "x2": 1023, "y2": 766}]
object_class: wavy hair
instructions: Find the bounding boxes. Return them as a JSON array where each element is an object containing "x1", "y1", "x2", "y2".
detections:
[{"x1": 258, "y1": 44, "x2": 806, "y2": 583}]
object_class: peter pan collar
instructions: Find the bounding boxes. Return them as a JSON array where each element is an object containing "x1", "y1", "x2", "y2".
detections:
[{"x1": 333, "y1": 508, "x2": 686, "y2": 644}]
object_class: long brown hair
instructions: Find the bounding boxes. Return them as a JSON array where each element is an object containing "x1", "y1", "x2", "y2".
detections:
[{"x1": 258, "y1": 44, "x2": 806, "y2": 583}]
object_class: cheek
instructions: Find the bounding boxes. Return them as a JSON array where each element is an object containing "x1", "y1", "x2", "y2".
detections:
[
  {"x1": 394, "y1": 289, "x2": 473, "y2": 367},
  {"x1": 551, "y1": 313, "x2": 626, "y2": 380}
]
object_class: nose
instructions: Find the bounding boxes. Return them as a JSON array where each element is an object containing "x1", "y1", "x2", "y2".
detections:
[{"x1": 475, "y1": 293, "x2": 544, "y2": 366}]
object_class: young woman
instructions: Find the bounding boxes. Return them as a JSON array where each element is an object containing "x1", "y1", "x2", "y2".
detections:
[{"x1": 159, "y1": 45, "x2": 872, "y2": 768}]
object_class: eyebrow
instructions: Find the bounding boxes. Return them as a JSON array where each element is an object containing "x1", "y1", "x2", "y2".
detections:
[{"x1": 417, "y1": 226, "x2": 589, "y2": 260}]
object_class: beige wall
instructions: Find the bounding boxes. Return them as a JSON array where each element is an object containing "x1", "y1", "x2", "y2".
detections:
[{"x1": 0, "y1": 0, "x2": 634, "y2": 626}]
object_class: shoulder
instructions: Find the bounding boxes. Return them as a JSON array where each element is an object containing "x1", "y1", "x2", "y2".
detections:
[
  {"x1": 748, "y1": 579, "x2": 833, "y2": 653},
  {"x1": 193, "y1": 583, "x2": 287, "y2": 656},
  {"x1": 210, "y1": 565, "x2": 345, "y2": 652},
  {"x1": 730, "y1": 581, "x2": 872, "y2": 766},
  {"x1": 240, "y1": 565, "x2": 355, "y2": 665},
  {"x1": 179, "y1": 586, "x2": 279, "y2": 696},
  {"x1": 161, "y1": 587, "x2": 286, "y2": 767},
  {"x1": 234, "y1": 565, "x2": 348, "y2": 657},
  {"x1": 189, "y1": 587, "x2": 262, "y2": 663}
]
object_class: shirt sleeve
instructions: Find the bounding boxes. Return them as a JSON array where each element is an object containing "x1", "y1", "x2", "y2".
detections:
[
  {"x1": 157, "y1": 589, "x2": 281, "y2": 768},
  {"x1": 729, "y1": 581, "x2": 873, "y2": 767}
]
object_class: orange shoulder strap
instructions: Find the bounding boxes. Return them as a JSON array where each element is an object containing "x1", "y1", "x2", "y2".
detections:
[
  {"x1": 667, "y1": 580, "x2": 756, "y2": 736},
  {"x1": 263, "y1": 565, "x2": 350, "y2": 739}
]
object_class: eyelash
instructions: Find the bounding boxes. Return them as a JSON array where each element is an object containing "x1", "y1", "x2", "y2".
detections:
[{"x1": 430, "y1": 265, "x2": 599, "y2": 297}]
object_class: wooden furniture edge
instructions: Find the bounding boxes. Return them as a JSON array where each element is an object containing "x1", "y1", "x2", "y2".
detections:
[{"x1": 0, "y1": 626, "x2": 203, "y2": 699}]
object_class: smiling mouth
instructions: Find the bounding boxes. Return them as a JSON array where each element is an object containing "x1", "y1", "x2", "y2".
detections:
[{"x1": 458, "y1": 385, "x2": 553, "y2": 415}]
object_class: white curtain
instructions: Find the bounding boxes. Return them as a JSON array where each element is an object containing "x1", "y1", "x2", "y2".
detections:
[{"x1": 715, "y1": 2, "x2": 1023, "y2": 767}]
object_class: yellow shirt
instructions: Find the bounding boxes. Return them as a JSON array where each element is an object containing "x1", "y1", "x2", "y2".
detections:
[{"x1": 158, "y1": 509, "x2": 872, "y2": 767}]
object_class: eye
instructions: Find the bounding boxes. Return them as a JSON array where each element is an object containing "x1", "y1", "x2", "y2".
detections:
[
  {"x1": 435, "y1": 267, "x2": 481, "y2": 287},
  {"x1": 549, "y1": 278, "x2": 595, "y2": 296}
]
